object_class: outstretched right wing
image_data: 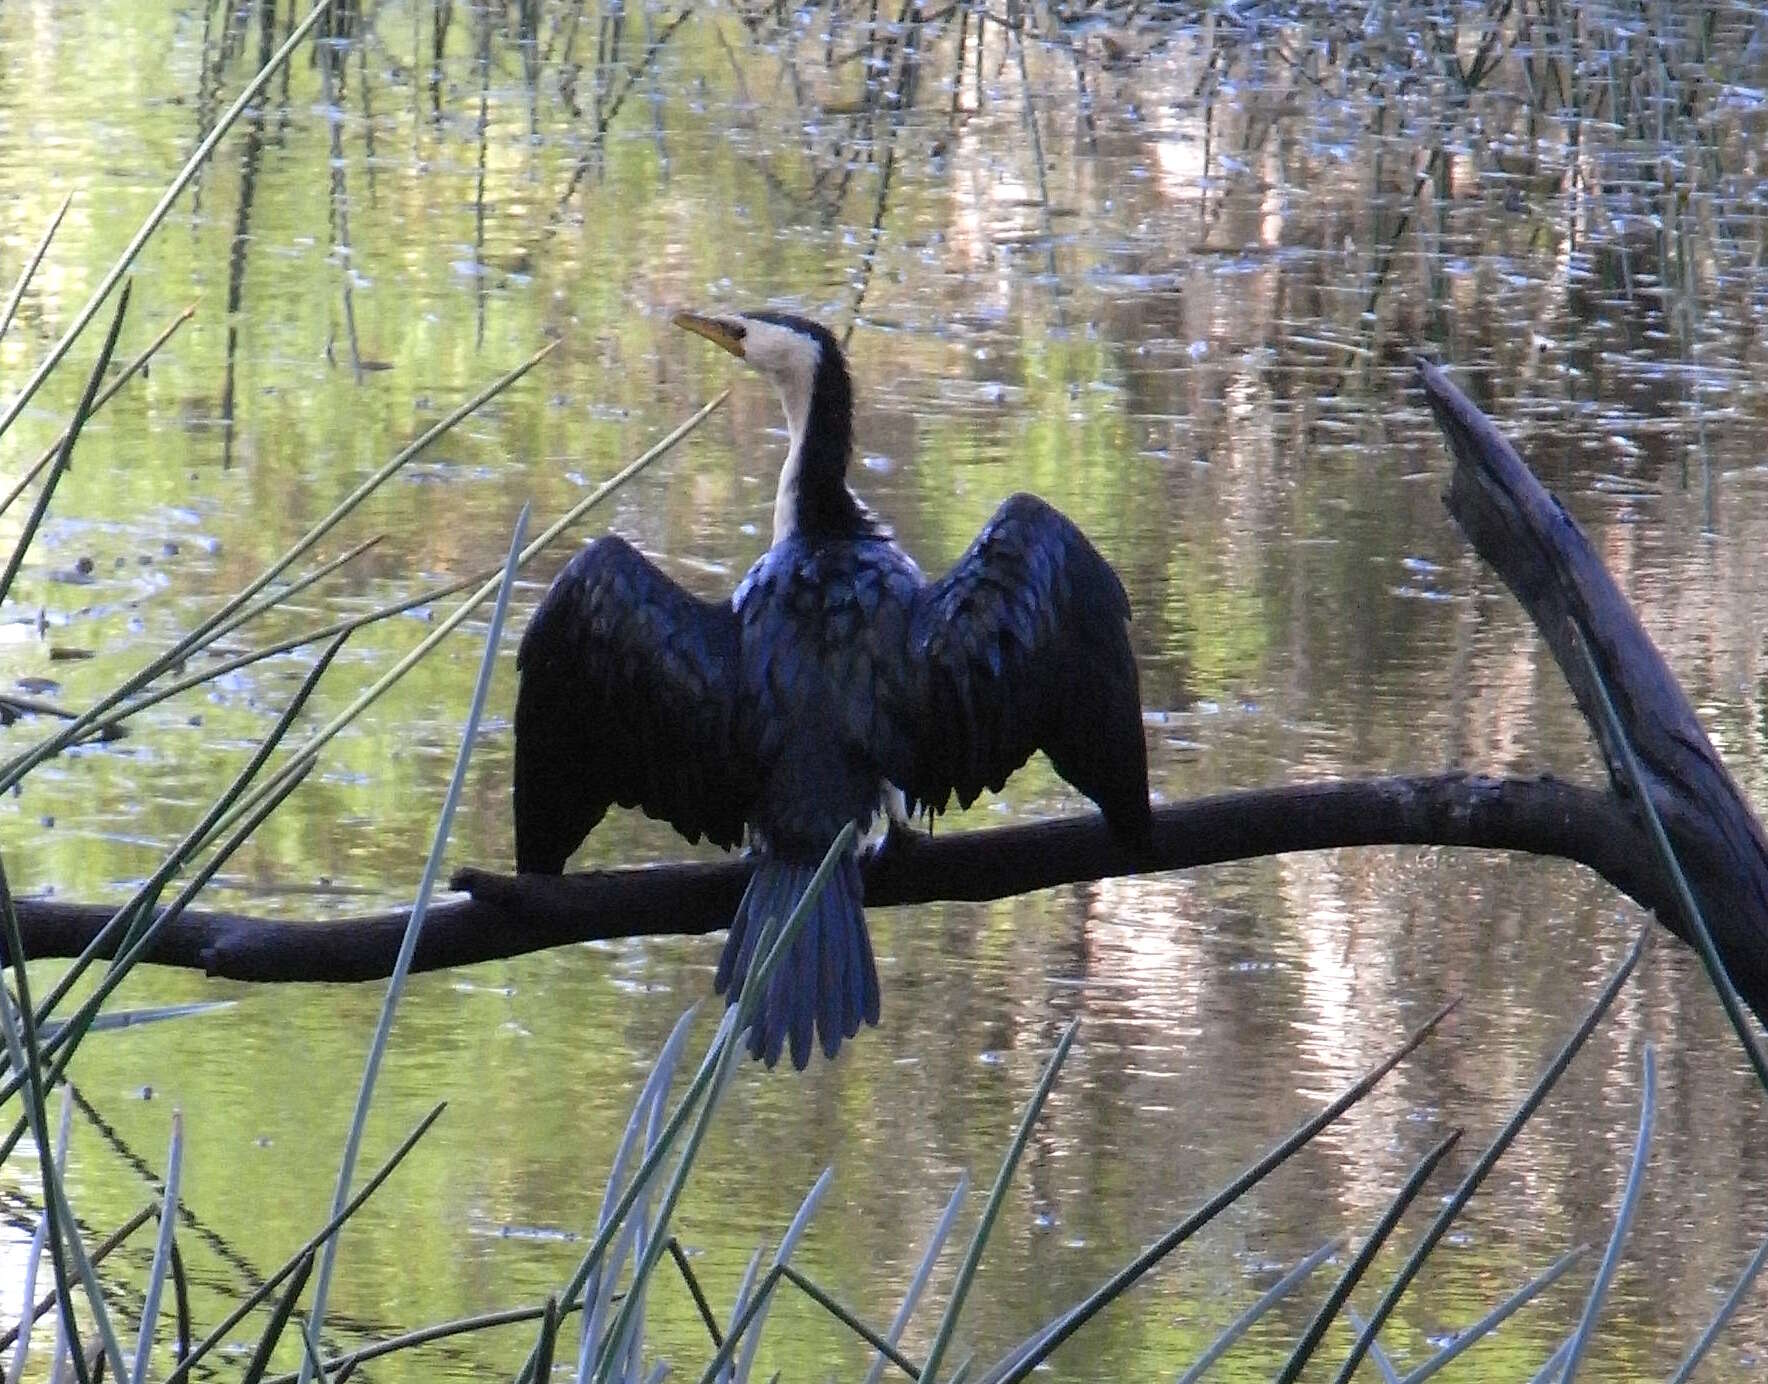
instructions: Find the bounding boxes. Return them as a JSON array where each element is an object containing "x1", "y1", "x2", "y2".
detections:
[
  {"x1": 893, "y1": 493, "x2": 1151, "y2": 849},
  {"x1": 514, "y1": 536, "x2": 753, "y2": 872}
]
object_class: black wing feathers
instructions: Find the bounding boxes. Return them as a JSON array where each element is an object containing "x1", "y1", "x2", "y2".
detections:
[
  {"x1": 902, "y1": 493, "x2": 1151, "y2": 849},
  {"x1": 513, "y1": 537, "x2": 752, "y2": 872}
]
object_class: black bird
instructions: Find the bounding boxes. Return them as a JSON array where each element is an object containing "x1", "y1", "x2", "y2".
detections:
[{"x1": 513, "y1": 310, "x2": 1151, "y2": 1069}]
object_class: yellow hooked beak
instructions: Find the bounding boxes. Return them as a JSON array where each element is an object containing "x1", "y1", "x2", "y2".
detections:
[{"x1": 672, "y1": 310, "x2": 747, "y2": 359}]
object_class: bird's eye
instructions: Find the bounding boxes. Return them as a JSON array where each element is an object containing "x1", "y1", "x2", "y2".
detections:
[{"x1": 729, "y1": 323, "x2": 747, "y2": 341}]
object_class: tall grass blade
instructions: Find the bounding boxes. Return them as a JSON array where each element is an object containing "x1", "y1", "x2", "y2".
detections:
[
  {"x1": 580, "y1": 1214, "x2": 646, "y2": 1384},
  {"x1": 0, "y1": 1206, "x2": 155, "y2": 1357},
  {"x1": 1398, "y1": 1244, "x2": 1587, "y2": 1384},
  {"x1": 0, "y1": 340, "x2": 557, "y2": 794},
  {"x1": 1667, "y1": 1226, "x2": 1768, "y2": 1383},
  {"x1": 0, "y1": 977, "x2": 124, "y2": 1383},
  {"x1": 0, "y1": 281, "x2": 131, "y2": 610},
  {"x1": 862, "y1": 1173, "x2": 969, "y2": 1384},
  {"x1": 1527, "y1": 1338, "x2": 1572, "y2": 1384},
  {"x1": 719, "y1": 1249, "x2": 764, "y2": 1384},
  {"x1": 0, "y1": 861, "x2": 98, "y2": 1384},
  {"x1": 622, "y1": 1078, "x2": 676, "y2": 1384},
  {"x1": 1572, "y1": 629, "x2": 1768, "y2": 1091},
  {"x1": 0, "y1": 304, "x2": 194, "y2": 522},
  {"x1": 261, "y1": 1301, "x2": 578, "y2": 1384},
  {"x1": 921, "y1": 1020, "x2": 1079, "y2": 1384},
  {"x1": 695, "y1": 1266, "x2": 787, "y2": 1384},
  {"x1": 548, "y1": 1008, "x2": 741, "y2": 1384},
  {"x1": 298, "y1": 504, "x2": 529, "y2": 1384},
  {"x1": 91, "y1": 565, "x2": 489, "y2": 742},
  {"x1": 297, "y1": 1317, "x2": 332, "y2": 1384},
  {"x1": 532, "y1": 1297, "x2": 561, "y2": 1382},
  {"x1": 164, "y1": 1102, "x2": 447, "y2": 1384},
  {"x1": 1173, "y1": 1238, "x2": 1342, "y2": 1384},
  {"x1": 1343, "y1": 1309, "x2": 1400, "y2": 1384},
  {"x1": 219, "y1": 534, "x2": 387, "y2": 638},
  {"x1": 5, "y1": 1087, "x2": 72, "y2": 1384},
  {"x1": 665, "y1": 1237, "x2": 724, "y2": 1348},
  {"x1": 41, "y1": 1001, "x2": 234, "y2": 1041},
  {"x1": 588, "y1": 826, "x2": 859, "y2": 1384},
  {"x1": 0, "y1": 0, "x2": 332, "y2": 444},
  {"x1": 202, "y1": 387, "x2": 727, "y2": 848},
  {"x1": 1558, "y1": 1044, "x2": 1655, "y2": 1384},
  {"x1": 131, "y1": 1110, "x2": 184, "y2": 1384},
  {"x1": 1333, "y1": 925, "x2": 1648, "y2": 1384},
  {"x1": 577, "y1": 1010, "x2": 698, "y2": 1383},
  {"x1": 985, "y1": 998, "x2": 1459, "y2": 1384},
  {"x1": 0, "y1": 192, "x2": 72, "y2": 350},
  {"x1": 1274, "y1": 1130, "x2": 1461, "y2": 1384},
  {"x1": 776, "y1": 1265, "x2": 923, "y2": 1378},
  {"x1": 733, "y1": 1167, "x2": 834, "y2": 1384},
  {"x1": 240, "y1": 1251, "x2": 316, "y2": 1384}
]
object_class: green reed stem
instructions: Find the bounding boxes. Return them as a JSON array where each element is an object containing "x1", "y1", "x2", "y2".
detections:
[
  {"x1": 131, "y1": 1110, "x2": 184, "y2": 1384},
  {"x1": 1333, "y1": 923, "x2": 1648, "y2": 1383},
  {"x1": 239, "y1": 1250, "x2": 315, "y2": 1384},
  {"x1": 16, "y1": 632, "x2": 346, "y2": 1049},
  {"x1": 779, "y1": 1264, "x2": 924, "y2": 1379},
  {"x1": 1274, "y1": 1130, "x2": 1461, "y2": 1384},
  {"x1": 862, "y1": 1173, "x2": 968, "y2": 1384},
  {"x1": 0, "y1": 192, "x2": 72, "y2": 351},
  {"x1": 1175, "y1": 1238, "x2": 1342, "y2": 1384},
  {"x1": 1573, "y1": 627, "x2": 1768, "y2": 1092},
  {"x1": 1559, "y1": 1045, "x2": 1655, "y2": 1384},
  {"x1": 0, "y1": 865, "x2": 90, "y2": 1384},
  {"x1": 922, "y1": 1020, "x2": 1079, "y2": 1384},
  {"x1": 0, "y1": 1205, "x2": 155, "y2": 1356},
  {"x1": 298, "y1": 506, "x2": 528, "y2": 1384},
  {"x1": 0, "y1": 281, "x2": 131, "y2": 609},
  {"x1": 164, "y1": 1102, "x2": 445, "y2": 1384},
  {"x1": 1399, "y1": 1244, "x2": 1588, "y2": 1384},
  {"x1": 0, "y1": 304, "x2": 194, "y2": 521},
  {"x1": 986, "y1": 997, "x2": 1459, "y2": 1384}
]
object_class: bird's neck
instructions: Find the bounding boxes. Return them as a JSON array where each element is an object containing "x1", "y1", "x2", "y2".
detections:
[{"x1": 772, "y1": 361, "x2": 870, "y2": 544}]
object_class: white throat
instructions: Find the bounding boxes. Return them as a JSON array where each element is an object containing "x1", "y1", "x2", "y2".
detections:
[{"x1": 769, "y1": 360, "x2": 816, "y2": 544}]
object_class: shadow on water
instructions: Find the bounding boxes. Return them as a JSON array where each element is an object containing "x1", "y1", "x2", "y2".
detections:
[{"x1": 5, "y1": 1, "x2": 1768, "y2": 1378}]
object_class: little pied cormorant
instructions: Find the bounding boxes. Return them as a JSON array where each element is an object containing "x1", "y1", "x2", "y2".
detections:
[{"x1": 513, "y1": 310, "x2": 1152, "y2": 1069}]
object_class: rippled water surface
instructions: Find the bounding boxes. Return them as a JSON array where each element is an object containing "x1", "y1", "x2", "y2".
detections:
[{"x1": 5, "y1": 3, "x2": 1768, "y2": 1379}]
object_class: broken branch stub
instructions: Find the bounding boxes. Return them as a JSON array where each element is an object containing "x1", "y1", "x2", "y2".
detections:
[{"x1": 1419, "y1": 358, "x2": 1768, "y2": 1018}]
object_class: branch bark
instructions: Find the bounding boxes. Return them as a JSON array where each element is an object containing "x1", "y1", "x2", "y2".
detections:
[{"x1": 9, "y1": 773, "x2": 1662, "y2": 983}]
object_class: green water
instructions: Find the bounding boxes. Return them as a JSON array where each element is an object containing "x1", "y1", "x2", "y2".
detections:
[{"x1": 3, "y1": 2, "x2": 1768, "y2": 1379}]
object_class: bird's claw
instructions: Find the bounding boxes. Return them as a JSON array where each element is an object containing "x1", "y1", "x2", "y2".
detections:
[{"x1": 863, "y1": 817, "x2": 927, "y2": 871}]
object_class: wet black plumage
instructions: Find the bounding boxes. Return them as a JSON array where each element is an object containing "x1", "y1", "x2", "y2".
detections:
[{"x1": 514, "y1": 311, "x2": 1151, "y2": 1069}]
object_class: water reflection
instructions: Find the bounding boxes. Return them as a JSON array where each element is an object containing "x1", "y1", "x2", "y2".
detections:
[{"x1": 4, "y1": 2, "x2": 1768, "y2": 1378}]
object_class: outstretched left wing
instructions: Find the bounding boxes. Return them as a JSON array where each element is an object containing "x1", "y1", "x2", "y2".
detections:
[
  {"x1": 891, "y1": 493, "x2": 1152, "y2": 847},
  {"x1": 514, "y1": 536, "x2": 754, "y2": 872}
]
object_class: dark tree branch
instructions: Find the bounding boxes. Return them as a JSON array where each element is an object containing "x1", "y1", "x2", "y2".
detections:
[
  {"x1": 1420, "y1": 359, "x2": 1768, "y2": 1019},
  {"x1": 9, "y1": 774, "x2": 1663, "y2": 984},
  {"x1": 12, "y1": 361, "x2": 1767, "y2": 1015}
]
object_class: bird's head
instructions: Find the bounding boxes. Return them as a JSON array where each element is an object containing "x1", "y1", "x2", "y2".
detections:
[
  {"x1": 674, "y1": 309, "x2": 872, "y2": 542},
  {"x1": 672, "y1": 310, "x2": 846, "y2": 413}
]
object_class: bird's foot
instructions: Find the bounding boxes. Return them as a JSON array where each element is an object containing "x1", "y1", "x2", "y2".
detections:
[{"x1": 863, "y1": 816, "x2": 928, "y2": 873}]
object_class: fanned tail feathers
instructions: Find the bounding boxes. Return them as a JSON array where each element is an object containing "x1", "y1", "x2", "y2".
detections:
[{"x1": 715, "y1": 851, "x2": 879, "y2": 1069}]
